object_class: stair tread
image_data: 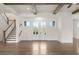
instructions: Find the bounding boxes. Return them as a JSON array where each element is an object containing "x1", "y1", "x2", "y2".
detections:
[
  {"x1": 10, "y1": 33, "x2": 16, "y2": 34},
  {"x1": 9, "y1": 35, "x2": 16, "y2": 37},
  {"x1": 6, "y1": 41, "x2": 16, "y2": 43},
  {"x1": 11, "y1": 32, "x2": 16, "y2": 33},
  {"x1": 10, "y1": 35, "x2": 16, "y2": 36},
  {"x1": 7, "y1": 38, "x2": 16, "y2": 39},
  {"x1": 10, "y1": 34, "x2": 16, "y2": 35},
  {"x1": 8, "y1": 36, "x2": 16, "y2": 38},
  {"x1": 7, "y1": 28, "x2": 16, "y2": 42},
  {"x1": 8, "y1": 38, "x2": 16, "y2": 39},
  {"x1": 7, "y1": 39, "x2": 16, "y2": 41},
  {"x1": 12, "y1": 32, "x2": 16, "y2": 33},
  {"x1": 7, "y1": 39, "x2": 16, "y2": 40}
]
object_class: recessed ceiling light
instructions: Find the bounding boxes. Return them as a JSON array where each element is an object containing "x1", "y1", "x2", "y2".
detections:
[{"x1": 26, "y1": 7, "x2": 30, "y2": 10}]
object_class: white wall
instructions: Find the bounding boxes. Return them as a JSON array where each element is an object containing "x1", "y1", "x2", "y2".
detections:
[
  {"x1": 16, "y1": 12, "x2": 73, "y2": 43},
  {"x1": 73, "y1": 13, "x2": 79, "y2": 39},
  {"x1": 16, "y1": 13, "x2": 59, "y2": 42},
  {"x1": 56, "y1": 12, "x2": 73, "y2": 43},
  {"x1": 0, "y1": 14, "x2": 8, "y2": 41}
]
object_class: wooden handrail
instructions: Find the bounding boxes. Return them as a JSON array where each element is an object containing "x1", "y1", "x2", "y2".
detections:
[
  {"x1": 19, "y1": 24, "x2": 22, "y2": 28},
  {"x1": 4, "y1": 20, "x2": 14, "y2": 32},
  {"x1": 4, "y1": 12, "x2": 9, "y2": 24},
  {"x1": 0, "y1": 9, "x2": 9, "y2": 24},
  {"x1": 19, "y1": 30, "x2": 22, "y2": 37}
]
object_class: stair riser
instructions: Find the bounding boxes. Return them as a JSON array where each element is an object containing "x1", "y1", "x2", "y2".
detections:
[
  {"x1": 7, "y1": 39, "x2": 16, "y2": 40},
  {"x1": 8, "y1": 36, "x2": 16, "y2": 38},
  {"x1": 8, "y1": 35, "x2": 16, "y2": 36},
  {"x1": 8, "y1": 38, "x2": 16, "y2": 39},
  {"x1": 11, "y1": 32, "x2": 16, "y2": 34},
  {"x1": 10, "y1": 34, "x2": 16, "y2": 35},
  {"x1": 11, "y1": 33, "x2": 16, "y2": 34},
  {"x1": 12, "y1": 32, "x2": 16, "y2": 33}
]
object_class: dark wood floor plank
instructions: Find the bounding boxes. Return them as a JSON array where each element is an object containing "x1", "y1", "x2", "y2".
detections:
[{"x1": 0, "y1": 40, "x2": 77, "y2": 55}]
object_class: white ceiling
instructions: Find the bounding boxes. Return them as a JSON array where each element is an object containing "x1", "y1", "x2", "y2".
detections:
[
  {"x1": 0, "y1": 4, "x2": 79, "y2": 14},
  {"x1": 7, "y1": 5, "x2": 32, "y2": 13},
  {"x1": 6, "y1": 5, "x2": 57, "y2": 14},
  {"x1": 36, "y1": 5, "x2": 57, "y2": 13}
]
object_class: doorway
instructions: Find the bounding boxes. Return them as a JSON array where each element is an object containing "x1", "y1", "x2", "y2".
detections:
[{"x1": 32, "y1": 20, "x2": 47, "y2": 40}]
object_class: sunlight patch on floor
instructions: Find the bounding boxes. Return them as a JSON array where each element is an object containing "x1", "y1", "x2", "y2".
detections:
[
  {"x1": 32, "y1": 42, "x2": 47, "y2": 55},
  {"x1": 32, "y1": 42, "x2": 40, "y2": 55},
  {"x1": 40, "y1": 42, "x2": 47, "y2": 55}
]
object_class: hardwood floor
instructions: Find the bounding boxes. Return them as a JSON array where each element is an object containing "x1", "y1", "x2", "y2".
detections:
[{"x1": 0, "y1": 40, "x2": 77, "y2": 55}]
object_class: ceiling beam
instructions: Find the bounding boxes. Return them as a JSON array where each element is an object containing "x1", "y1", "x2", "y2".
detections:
[
  {"x1": 32, "y1": 5, "x2": 37, "y2": 15},
  {"x1": 3, "y1": 3, "x2": 70, "y2": 5},
  {"x1": 72, "y1": 9, "x2": 79, "y2": 14},
  {"x1": 67, "y1": 4, "x2": 72, "y2": 8},
  {"x1": 53, "y1": 4, "x2": 64, "y2": 14}
]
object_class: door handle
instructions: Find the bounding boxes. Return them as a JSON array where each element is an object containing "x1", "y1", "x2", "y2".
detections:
[
  {"x1": 33, "y1": 31, "x2": 39, "y2": 35},
  {"x1": 33, "y1": 31, "x2": 35, "y2": 35},
  {"x1": 36, "y1": 31, "x2": 38, "y2": 35}
]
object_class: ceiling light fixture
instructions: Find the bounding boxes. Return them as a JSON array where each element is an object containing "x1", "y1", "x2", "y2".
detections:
[{"x1": 26, "y1": 7, "x2": 30, "y2": 10}]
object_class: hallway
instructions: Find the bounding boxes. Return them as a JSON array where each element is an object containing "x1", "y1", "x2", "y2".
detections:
[{"x1": 0, "y1": 40, "x2": 77, "y2": 55}]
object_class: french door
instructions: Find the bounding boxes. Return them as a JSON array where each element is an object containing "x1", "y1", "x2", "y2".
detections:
[{"x1": 32, "y1": 21, "x2": 47, "y2": 40}]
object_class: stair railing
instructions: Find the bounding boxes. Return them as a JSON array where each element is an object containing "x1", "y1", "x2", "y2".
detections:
[
  {"x1": 0, "y1": 9, "x2": 9, "y2": 25},
  {"x1": 3, "y1": 12, "x2": 9, "y2": 24},
  {"x1": 19, "y1": 24, "x2": 22, "y2": 37},
  {"x1": 19, "y1": 30, "x2": 22, "y2": 37},
  {"x1": 3, "y1": 20, "x2": 16, "y2": 44}
]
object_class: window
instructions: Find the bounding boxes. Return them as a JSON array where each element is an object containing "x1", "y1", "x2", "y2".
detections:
[
  {"x1": 52, "y1": 21, "x2": 55, "y2": 26},
  {"x1": 27, "y1": 21, "x2": 30, "y2": 27},
  {"x1": 33, "y1": 21, "x2": 39, "y2": 28},
  {"x1": 40, "y1": 21, "x2": 46, "y2": 28},
  {"x1": 24, "y1": 21, "x2": 26, "y2": 26},
  {"x1": 24, "y1": 21, "x2": 30, "y2": 27},
  {"x1": 50, "y1": 20, "x2": 56, "y2": 27}
]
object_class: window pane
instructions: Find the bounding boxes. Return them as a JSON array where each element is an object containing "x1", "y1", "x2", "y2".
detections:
[
  {"x1": 24, "y1": 21, "x2": 26, "y2": 26},
  {"x1": 53, "y1": 21, "x2": 55, "y2": 26},
  {"x1": 33, "y1": 21, "x2": 39, "y2": 28},
  {"x1": 40, "y1": 21, "x2": 46, "y2": 27},
  {"x1": 27, "y1": 21, "x2": 30, "y2": 27},
  {"x1": 49, "y1": 21, "x2": 56, "y2": 27}
]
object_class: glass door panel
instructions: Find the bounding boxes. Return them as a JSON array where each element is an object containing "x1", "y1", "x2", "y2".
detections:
[{"x1": 32, "y1": 20, "x2": 47, "y2": 40}]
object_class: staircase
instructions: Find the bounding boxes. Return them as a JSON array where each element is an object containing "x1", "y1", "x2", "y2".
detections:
[{"x1": 6, "y1": 27, "x2": 16, "y2": 43}]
